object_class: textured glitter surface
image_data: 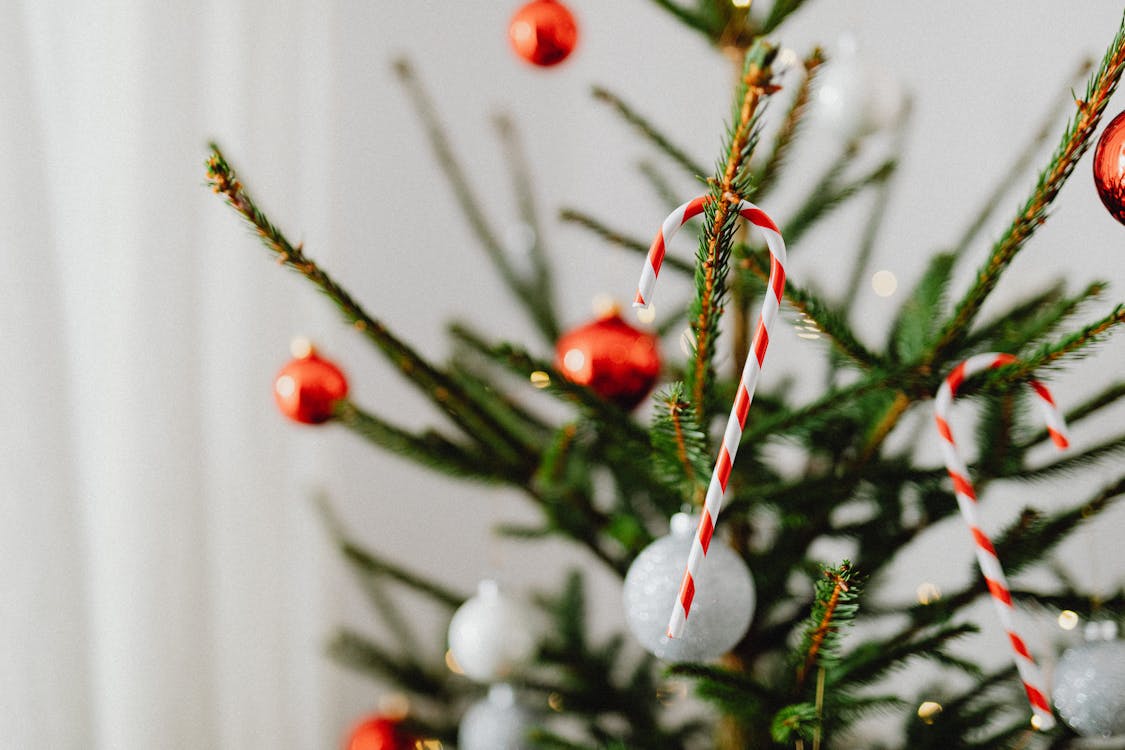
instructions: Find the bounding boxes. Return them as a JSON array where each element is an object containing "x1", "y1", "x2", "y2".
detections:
[
  {"x1": 622, "y1": 514, "x2": 755, "y2": 662},
  {"x1": 1052, "y1": 639, "x2": 1125, "y2": 737}
]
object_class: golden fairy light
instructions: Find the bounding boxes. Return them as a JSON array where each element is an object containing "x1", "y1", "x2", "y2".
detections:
[
  {"x1": 547, "y1": 692, "x2": 565, "y2": 712},
  {"x1": 916, "y1": 582, "x2": 942, "y2": 605},
  {"x1": 635, "y1": 304, "x2": 657, "y2": 324},
  {"x1": 1057, "y1": 610, "x2": 1080, "y2": 631},
  {"x1": 917, "y1": 701, "x2": 943, "y2": 724},
  {"x1": 530, "y1": 370, "x2": 551, "y2": 388}
]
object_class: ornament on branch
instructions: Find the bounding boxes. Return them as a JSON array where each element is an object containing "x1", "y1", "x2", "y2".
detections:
[
  {"x1": 555, "y1": 310, "x2": 661, "y2": 410},
  {"x1": 459, "y1": 683, "x2": 537, "y2": 750},
  {"x1": 448, "y1": 581, "x2": 538, "y2": 683},
  {"x1": 344, "y1": 714, "x2": 414, "y2": 750},
  {"x1": 1093, "y1": 109, "x2": 1125, "y2": 225},
  {"x1": 1053, "y1": 621, "x2": 1125, "y2": 738},
  {"x1": 508, "y1": 0, "x2": 578, "y2": 68},
  {"x1": 933, "y1": 352, "x2": 1069, "y2": 732},
  {"x1": 623, "y1": 513, "x2": 755, "y2": 662},
  {"x1": 811, "y1": 35, "x2": 903, "y2": 141},
  {"x1": 273, "y1": 340, "x2": 349, "y2": 424},
  {"x1": 632, "y1": 194, "x2": 786, "y2": 642}
]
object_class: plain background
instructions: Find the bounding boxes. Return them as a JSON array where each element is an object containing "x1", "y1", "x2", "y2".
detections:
[{"x1": 3, "y1": 1, "x2": 1124, "y2": 747}]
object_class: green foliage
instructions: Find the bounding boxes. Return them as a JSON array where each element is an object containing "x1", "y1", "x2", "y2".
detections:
[{"x1": 206, "y1": 7, "x2": 1125, "y2": 749}]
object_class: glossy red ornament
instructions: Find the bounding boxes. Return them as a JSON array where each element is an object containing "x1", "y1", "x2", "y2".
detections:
[
  {"x1": 344, "y1": 715, "x2": 413, "y2": 750},
  {"x1": 555, "y1": 311, "x2": 661, "y2": 409},
  {"x1": 1094, "y1": 109, "x2": 1125, "y2": 225},
  {"x1": 508, "y1": 0, "x2": 578, "y2": 67},
  {"x1": 273, "y1": 351, "x2": 348, "y2": 424}
]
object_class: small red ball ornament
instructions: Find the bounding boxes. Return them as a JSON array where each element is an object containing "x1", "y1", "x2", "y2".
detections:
[
  {"x1": 555, "y1": 311, "x2": 661, "y2": 409},
  {"x1": 1093, "y1": 109, "x2": 1125, "y2": 225},
  {"x1": 508, "y1": 0, "x2": 578, "y2": 67},
  {"x1": 273, "y1": 349, "x2": 348, "y2": 424},
  {"x1": 344, "y1": 715, "x2": 413, "y2": 750}
]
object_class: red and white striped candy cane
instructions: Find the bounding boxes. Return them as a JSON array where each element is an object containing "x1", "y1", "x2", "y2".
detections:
[
  {"x1": 632, "y1": 194, "x2": 787, "y2": 640},
  {"x1": 934, "y1": 352, "x2": 1068, "y2": 730}
]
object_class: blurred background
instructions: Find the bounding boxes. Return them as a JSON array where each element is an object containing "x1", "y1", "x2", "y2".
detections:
[{"x1": 3, "y1": 1, "x2": 1123, "y2": 748}]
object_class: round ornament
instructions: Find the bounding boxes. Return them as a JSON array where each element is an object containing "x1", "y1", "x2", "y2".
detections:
[
  {"x1": 459, "y1": 684, "x2": 536, "y2": 750},
  {"x1": 1093, "y1": 109, "x2": 1125, "y2": 225},
  {"x1": 508, "y1": 0, "x2": 578, "y2": 67},
  {"x1": 448, "y1": 581, "x2": 538, "y2": 683},
  {"x1": 622, "y1": 513, "x2": 755, "y2": 662},
  {"x1": 1052, "y1": 624, "x2": 1125, "y2": 738},
  {"x1": 274, "y1": 349, "x2": 348, "y2": 424},
  {"x1": 812, "y1": 36, "x2": 903, "y2": 142},
  {"x1": 344, "y1": 715, "x2": 413, "y2": 750},
  {"x1": 555, "y1": 311, "x2": 661, "y2": 410}
]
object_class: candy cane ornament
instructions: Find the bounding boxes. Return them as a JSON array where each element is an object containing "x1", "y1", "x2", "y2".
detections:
[
  {"x1": 633, "y1": 194, "x2": 787, "y2": 640},
  {"x1": 934, "y1": 352, "x2": 1069, "y2": 731}
]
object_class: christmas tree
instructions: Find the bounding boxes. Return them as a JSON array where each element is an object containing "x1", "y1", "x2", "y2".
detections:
[{"x1": 205, "y1": 3, "x2": 1125, "y2": 748}]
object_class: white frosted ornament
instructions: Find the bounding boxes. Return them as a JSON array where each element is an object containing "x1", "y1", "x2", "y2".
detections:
[
  {"x1": 1052, "y1": 622, "x2": 1125, "y2": 738},
  {"x1": 622, "y1": 513, "x2": 755, "y2": 661},
  {"x1": 812, "y1": 35, "x2": 903, "y2": 142},
  {"x1": 448, "y1": 580, "x2": 537, "y2": 683},
  {"x1": 459, "y1": 684, "x2": 536, "y2": 750}
]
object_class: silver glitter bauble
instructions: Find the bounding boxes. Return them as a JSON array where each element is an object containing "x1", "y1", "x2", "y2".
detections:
[
  {"x1": 448, "y1": 581, "x2": 537, "y2": 683},
  {"x1": 1052, "y1": 636, "x2": 1125, "y2": 737},
  {"x1": 622, "y1": 513, "x2": 755, "y2": 662},
  {"x1": 459, "y1": 684, "x2": 536, "y2": 750}
]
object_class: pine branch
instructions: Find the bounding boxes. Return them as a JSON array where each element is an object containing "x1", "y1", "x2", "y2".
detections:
[
  {"x1": 592, "y1": 86, "x2": 708, "y2": 178},
  {"x1": 1019, "y1": 380, "x2": 1125, "y2": 448},
  {"x1": 952, "y1": 57, "x2": 1094, "y2": 258},
  {"x1": 740, "y1": 247, "x2": 882, "y2": 368},
  {"x1": 650, "y1": 384, "x2": 711, "y2": 498},
  {"x1": 834, "y1": 623, "x2": 983, "y2": 690},
  {"x1": 795, "y1": 562, "x2": 859, "y2": 691},
  {"x1": 204, "y1": 144, "x2": 533, "y2": 466},
  {"x1": 753, "y1": 47, "x2": 824, "y2": 197},
  {"x1": 333, "y1": 400, "x2": 514, "y2": 481},
  {"x1": 637, "y1": 160, "x2": 683, "y2": 209},
  {"x1": 688, "y1": 40, "x2": 780, "y2": 418},
  {"x1": 932, "y1": 17, "x2": 1125, "y2": 358},
  {"x1": 1018, "y1": 303, "x2": 1125, "y2": 372},
  {"x1": 316, "y1": 496, "x2": 468, "y2": 609},
  {"x1": 493, "y1": 113, "x2": 560, "y2": 340},
  {"x1": 393, "y1": 60, "x2": 559, "y2": 343},
  {"x1": 783, "y1": 153, "x2": 898, "y2": 250},
  {"x1": 558, "y1": 208, "x2": 696, "y2": 275},
  {"x1": 645, "y1": 0, "x2": 716, "y2": 38},
  {"x1": 327, "y1": 628, "x2": 453, "y2": 698},
  {"x1": 761, "y1": 0, "x2": 812, "y2": 33}
]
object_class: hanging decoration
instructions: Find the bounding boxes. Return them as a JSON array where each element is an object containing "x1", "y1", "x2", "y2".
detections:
[
  {"x1": 508, "y1": 0, "x2": 579, "y2": 67},
  {"x1": 555, "y1": 310, "x2": 661, "y2": 410},
  {"x1": 933, "y1": 352, "x2": 1069, "y2": 731}
]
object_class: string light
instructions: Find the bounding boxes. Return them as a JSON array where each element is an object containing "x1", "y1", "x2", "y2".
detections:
[
  {"x1": 917, "y1": 701, "x2": 943, "y2": 724},
  {"x1": 547, "y1": 692, "x2": 565, "y2": 712},
  {"x1": 731, "y1": 0, "x2": 752, "y2": 7},
  {"x1": 1030, "y1": 714, "x2": 1044, "y2": 731},
  {"x1": 636, "y1": 304, "x2": 657, "y2": 324},
  {"x1": 872, "y1": 270, "x2": 898, "y2": 297},
  {"x1": 916, "y1": 582, "x2": 942, "y2": 605},
  {"x1": 414, "y1": 741, "x2": 443, "y2": 750},
  {"x1": 529, "y1": 370, "x2": 551, "y2": 388},
  {"x1": 1057, "y1": 610, "x2": 1080, "y2": 630}
]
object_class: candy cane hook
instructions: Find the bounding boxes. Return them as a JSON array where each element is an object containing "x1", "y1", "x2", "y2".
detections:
[
  {"x1": 934, "y1": 352, "x2": 1068, "y2": 730},
  {"x1": 633, "y1": 194, "x2": 787, "y2": 640}
]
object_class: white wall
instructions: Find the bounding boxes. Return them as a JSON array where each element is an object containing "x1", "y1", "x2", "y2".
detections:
[{"x1": 3, "y1": 1, "x2": 1123, "y2": 747}]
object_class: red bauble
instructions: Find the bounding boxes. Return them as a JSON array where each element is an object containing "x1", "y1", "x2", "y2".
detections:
[
  {"x1": 344, "y1": 715, "x2": 413, "y2": 750},
  {"x1": 1093, "y1": 109, "x2": 1125, "y2": 225},
  {"x1": 555, "y1": 312, "x2": 661, "y2": 409},
  {"x1": 273, "y1": 351, "x2": 348, "y2": 424},
  {"x1": 508, "y1": 0, "x2": 578, "y2": 67}
]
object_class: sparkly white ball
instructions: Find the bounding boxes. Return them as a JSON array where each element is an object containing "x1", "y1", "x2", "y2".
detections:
[
  {"x1": 622, "y1": 513, "x2": 755, "y2": 662},
  {"x1": 448, "y1": 581, "x2": 537, "y2": 683},
  {"x1": 812, "y1": 36, "x2": 903, "y2": 142},
  {"x1": 1052, "y1": 636, "x2": 1125, "y2": 737},
  {"x1": 459, "y1": 684, "x2": 536, "y2": 750}
]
